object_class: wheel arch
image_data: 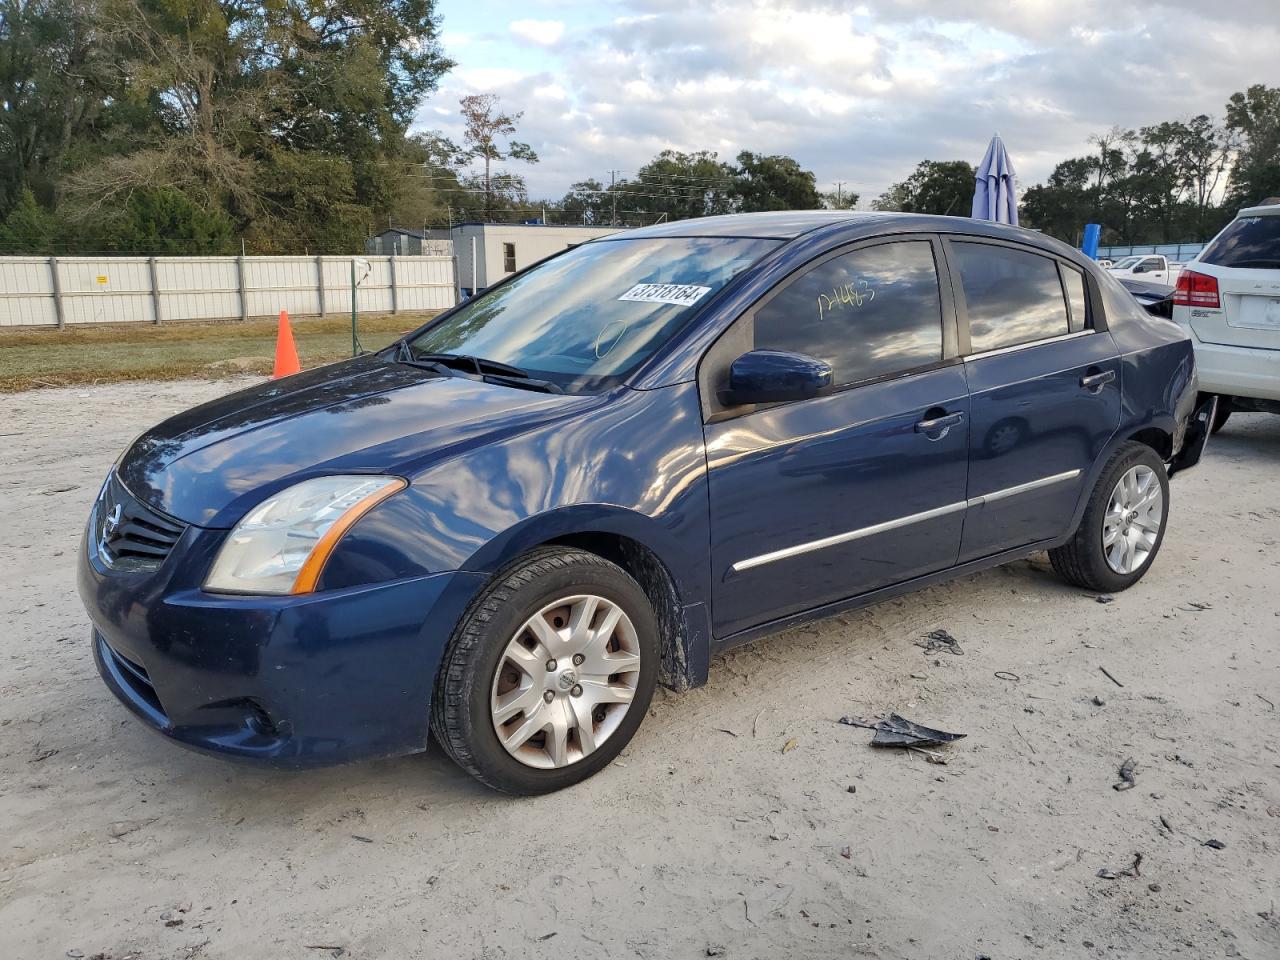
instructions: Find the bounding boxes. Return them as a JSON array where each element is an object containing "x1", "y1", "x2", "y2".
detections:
[
  {"x1": 462, "y1": 507, "x2": 712, "y2": 692},
  {"x1": 1121, "y1": 424, "x2": 1174, "y2": 460},
  {"x1": 1058, "y1": 420, "x2": 1175, "y2": 548}
]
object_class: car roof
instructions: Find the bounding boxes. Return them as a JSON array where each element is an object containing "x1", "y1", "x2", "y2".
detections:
[
  {"x1": 609, "y1": 210, "x2": 1090, "y2": 265},
  {"x1": 1237, "y1": 202, "x2": 1280, "y2": 217},
  {"x1": 612, "y1": 210, "x2": 871, "y2": 239}
]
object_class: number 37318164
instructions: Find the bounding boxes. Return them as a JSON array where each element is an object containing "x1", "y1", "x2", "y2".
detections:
[{"x1": 817, "y1": 279, "x2": 874, "y2": 321}]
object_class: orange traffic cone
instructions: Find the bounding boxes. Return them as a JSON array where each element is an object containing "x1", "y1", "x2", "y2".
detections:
[{"x1": 273, "y1": 309, "x2": 301, "y2": 378}]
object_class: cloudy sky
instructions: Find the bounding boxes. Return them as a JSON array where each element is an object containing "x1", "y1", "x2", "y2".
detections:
[{"x1": 418, "y1": 0, "x2": 1280, "y2": 205}]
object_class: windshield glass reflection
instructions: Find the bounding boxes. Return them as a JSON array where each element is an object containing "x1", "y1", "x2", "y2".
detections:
[{"x1": 407, "y1": 236, "x2": 781, "y2": 392}]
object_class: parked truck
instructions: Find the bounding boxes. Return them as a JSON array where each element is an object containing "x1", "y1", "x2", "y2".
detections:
[{"x1": 1107, "y1": 254, "x2": 1182, "y2": 284}]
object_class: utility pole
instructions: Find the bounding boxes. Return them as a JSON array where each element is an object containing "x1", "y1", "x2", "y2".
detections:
[
  {"x1": 610, "y1": 170, "x2": 620, "y2": 225},
  {"x1": 834, "y1": 181, "x2": 845, "y2": 207}
]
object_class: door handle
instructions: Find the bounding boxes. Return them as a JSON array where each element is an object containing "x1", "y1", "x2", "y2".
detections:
[
  {"x1": 1080, "y1": 369, "x2": 1115, "y2": 392},
  {"x1": 915, "y1": 411, "x2": 964, "y2": 439}
]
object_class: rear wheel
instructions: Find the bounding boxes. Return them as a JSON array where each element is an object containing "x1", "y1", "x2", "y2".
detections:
[
  {"x1": 1049, "y1": 442, "x2": 1170, "y2": 593},
  {"x1": 431, "y1": 547, "x2": 659, "y2": 794}
]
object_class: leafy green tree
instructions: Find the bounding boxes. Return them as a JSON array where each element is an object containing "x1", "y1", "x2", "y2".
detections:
[
  {"x1": 0, "y1": 0, "x2": 454, "y2": 251},
  {"x1": 0, "y1": 188, "x2": 60, "y2": 250},
  {"x1": 609, "y1": 150, "x2": 737, "y2": 221},
  {"x1": 1142, "y1": 115, "x2": 1234, "y2": 234},
  {"x1": 873, "y1": 160, "x2": 976, "y2": 216},
  {"x1": 97, "y1": 186, "x2": 237, "y2": 253},
  {"x1": 248, "y1": 150, "x2": 372, "y2": 253},
  {"x1": 820, "y1": 187, "x2": 859, "y2": 210},
  {"x1": 732, "y1": 151, "x2": 822, "y2": 211},
  {"x1": 0, "y1": 0, "x2": 125, "y2": 212},
  {"x1": 556, "y1": 179, "x2": 609, "y2": 224},
  {"x1": 1225, "y1": 84, "x2": 1280, "y2": 207},
  {"x1": 1020, "y1": 157, "x2": 1097, "y2": 243},
  {"x1": 458, "y1": 94, "x2": 539, "y2": 219}
]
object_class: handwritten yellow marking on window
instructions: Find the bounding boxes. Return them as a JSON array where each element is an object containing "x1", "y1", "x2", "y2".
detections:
[{"x1": 817, "y1": 279, "x2": 874, "y2": 321}]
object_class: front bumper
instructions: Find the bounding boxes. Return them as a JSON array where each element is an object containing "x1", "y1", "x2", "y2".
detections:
[{"x1": 79, "y1": 519, "x2": 485, "y2": 768}]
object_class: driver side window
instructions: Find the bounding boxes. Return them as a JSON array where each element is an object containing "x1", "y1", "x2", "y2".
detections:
[{"x1": 753, "y1": 241, "x2": 944, "y2": 388}]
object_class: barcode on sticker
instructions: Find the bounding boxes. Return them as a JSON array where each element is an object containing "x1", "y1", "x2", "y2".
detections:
[{"x1": 617, "y1": 283, "x2": 711, "y2": 306}]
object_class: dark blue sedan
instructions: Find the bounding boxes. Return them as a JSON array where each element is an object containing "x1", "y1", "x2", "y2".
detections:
[{"x1": 78, "y1": 212, "x2": 1214, "y2": 793}]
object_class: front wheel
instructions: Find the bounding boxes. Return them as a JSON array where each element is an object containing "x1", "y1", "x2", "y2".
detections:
[
  {"x1": 431, "y1": 547, "x2": 659, "y2": 794},
  {"x1": 1049, "y1": 442, "x2": 1170, "y2": 593}
]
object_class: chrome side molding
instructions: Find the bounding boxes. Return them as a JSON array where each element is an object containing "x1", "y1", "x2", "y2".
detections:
[
  {"x1": 730, "y1": 468, "x2": 1083, "y2": 573},
  {"x1": 969, "y1": 469, "x2": 1082, "y2": 506},
  {"x1": 731, "y1": 501, "x2": 967, "y2": 573}
]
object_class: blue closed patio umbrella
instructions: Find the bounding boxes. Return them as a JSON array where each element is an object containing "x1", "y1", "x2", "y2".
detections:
[{"x1": 972, "y1": 133, "x2": 1018, "y2": 225}]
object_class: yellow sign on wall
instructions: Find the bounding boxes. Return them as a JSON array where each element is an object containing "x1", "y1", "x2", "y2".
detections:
[{"x1": 95, "y1": 275, "x2": 108, "y2": 285}]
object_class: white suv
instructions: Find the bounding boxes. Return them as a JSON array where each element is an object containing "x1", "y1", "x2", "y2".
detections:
[{"x1": 1173, "y1": 202, "x2": 1280, "y2": 432}]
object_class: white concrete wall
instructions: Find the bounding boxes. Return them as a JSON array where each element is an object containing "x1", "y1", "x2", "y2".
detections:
[{"x1": 0, "y1": 254, "x2": 458, "y2": 328}]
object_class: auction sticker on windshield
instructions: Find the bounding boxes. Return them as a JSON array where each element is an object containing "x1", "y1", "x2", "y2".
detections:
[{"x1": 618, "y1": 283, "x2": 712, "y2": 306}]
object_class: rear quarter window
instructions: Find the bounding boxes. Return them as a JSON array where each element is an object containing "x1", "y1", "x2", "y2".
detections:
[
  {"x1": 1062, "y1": 266, "x2": 1089, "y2": 332},
  {"x1": 1199, "y1": 214, "x2": 1280, "y2": 269}
]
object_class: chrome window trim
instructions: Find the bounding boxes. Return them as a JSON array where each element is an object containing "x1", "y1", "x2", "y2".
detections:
[
  {"x1": 963, "y1": 329, "x2": 1094, "y2": 362},
  {"x1": 730, "y1": 468, "x2": 1083, "y2": 573}
]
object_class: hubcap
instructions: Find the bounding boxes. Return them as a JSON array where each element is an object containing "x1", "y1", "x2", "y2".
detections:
[
  {"x1": 1102, "y1": 465, "x2": 1163, "y2": 575},
  {"x1": 490, "y1": 594, "x2": 641, "y2": 769}
]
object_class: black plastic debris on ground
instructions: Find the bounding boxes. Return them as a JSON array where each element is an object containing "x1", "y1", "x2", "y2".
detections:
[
  {"x1": 840, "y1": 713, "x2": 967, "y2": 748},
  {"x1": 1097, "y1": 852, "x2": 1143, "y2": 880},
  {"x1": 916, "y1": 629, "x2": 964, "y2": 656},
  {"x1": 1113, "y1": 757, "x2": 1138, "y2": 791}
]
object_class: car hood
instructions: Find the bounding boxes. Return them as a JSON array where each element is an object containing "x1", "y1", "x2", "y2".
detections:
[{"x1": 117, "y1": 355, "x2": 601, "y2": 527}]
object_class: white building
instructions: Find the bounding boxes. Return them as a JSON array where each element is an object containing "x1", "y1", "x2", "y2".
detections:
[{"x1": 452, "y1": 223, "x2": 625, "y2": 295}]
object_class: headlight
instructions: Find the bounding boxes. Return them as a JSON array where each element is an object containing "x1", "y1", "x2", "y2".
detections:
[{"x1": 204, "y1": 475, "x2": 406, "y2": 595}]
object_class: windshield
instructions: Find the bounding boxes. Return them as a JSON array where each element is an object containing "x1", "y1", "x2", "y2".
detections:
[
  {"x1": 404, "y1": 236, "x2": 781, "y2": 392},
  {"x1": 1200, "y1": 213, "x2": 1280, "y2": 269}
]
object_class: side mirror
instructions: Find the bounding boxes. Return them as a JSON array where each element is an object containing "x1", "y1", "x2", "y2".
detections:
[
  {"x1": 1133, "y1": 264, "x2": 1147, "y2": 274},
  {"x1": 719, "y1": 350, "x2": 833, "y2": 406}
]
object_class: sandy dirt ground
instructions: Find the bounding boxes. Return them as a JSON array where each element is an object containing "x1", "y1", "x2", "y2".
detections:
[{"x1": 1, "y1": 378, "x2": 1278, "y2": 960}]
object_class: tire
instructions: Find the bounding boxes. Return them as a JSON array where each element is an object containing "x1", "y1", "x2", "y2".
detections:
[
  {"x1": 1209, "y1": 398, "x2": 1232, "y2": 435},
  {"x1": 1049, "y1": 442, "x2": 1170, "y2": 593},
  {"x1": 430, "y1": 547, "x2": 659, "y2": 794}
]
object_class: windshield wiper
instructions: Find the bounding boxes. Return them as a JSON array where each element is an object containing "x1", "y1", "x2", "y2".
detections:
[
  {"x1": 412, "y1": 350, "x2": 534, "y2": 379},
  {"x1": 395, "y1": 342, "x2": 561, "y2": 393},
  {"x1": 482, "y1": 373, "x2": 563, "y2": 394},
  {"x1": 394, "y1": 341, "x2": 456, "y2": 377}
]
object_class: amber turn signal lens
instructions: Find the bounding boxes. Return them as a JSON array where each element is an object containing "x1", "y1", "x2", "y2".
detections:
[{"x1": 290, "y1": 477, "x2": 407, "y2": 594}]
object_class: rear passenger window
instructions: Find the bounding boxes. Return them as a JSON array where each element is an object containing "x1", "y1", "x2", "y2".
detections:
[
  {"x1": 754, "y1": 240, "x2": 943, "y2": 387},
  {"x1": 953, "y1": 243, "x2": 1069, "y2": 352},
  {"x1": 1062, "y1": 266, "x2": 1088, "y2": 332}
]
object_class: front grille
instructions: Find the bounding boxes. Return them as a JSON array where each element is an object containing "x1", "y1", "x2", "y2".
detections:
[
  {"x1": 95, "y1": 473, "x2": 186, "y2": 570},
  {"x1": 99, "y1": 634, "x2": 167, "y2": 718}
]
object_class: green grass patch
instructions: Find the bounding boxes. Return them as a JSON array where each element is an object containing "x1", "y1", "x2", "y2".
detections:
[{"x1": 0, "y1": 312, "x2": 439, "y2": 392}]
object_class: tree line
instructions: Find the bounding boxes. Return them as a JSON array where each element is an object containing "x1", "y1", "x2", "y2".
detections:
[{"x1": 1, "y1": 2, "x2": 1277, "y2": 254}]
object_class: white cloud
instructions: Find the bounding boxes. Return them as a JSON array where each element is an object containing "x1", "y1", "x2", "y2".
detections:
[
  {"x1": 455, "y1": 67, "x2": 527, "y2": 91},
  {"x1": 419, "y1": 0, "x2": 1280, "y2": 203},
  {"x1": 509, "y1": 18, "x2": 566, "y2": 46}
]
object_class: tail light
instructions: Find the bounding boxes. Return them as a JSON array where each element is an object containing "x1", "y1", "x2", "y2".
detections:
[{"x1": 1174, "y1": 270, "x2": 1220, "y2": 308}]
